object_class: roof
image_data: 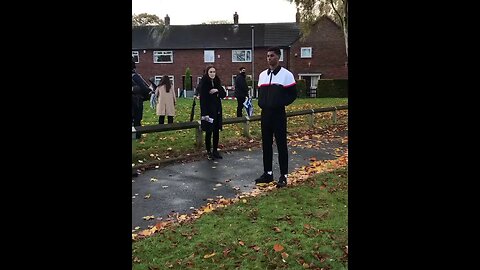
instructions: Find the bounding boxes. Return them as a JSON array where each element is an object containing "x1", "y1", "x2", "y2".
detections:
[{"x1": 132, "y1": 23, "x2": 300, "y2": 50}]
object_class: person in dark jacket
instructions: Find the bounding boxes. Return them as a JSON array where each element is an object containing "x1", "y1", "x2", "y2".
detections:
[
  {"x1": 234, "y1": 66, "x2": 249, "y2": 117},
  {"x1": 254, "y1": 47, "x2": 297, "y2": 188},
  {"x1": 131, "y1": 58, "x2": 150, "y2": 139},
  {"x1": 199, "y1": 65, "x2": 227, "y2": 160}
]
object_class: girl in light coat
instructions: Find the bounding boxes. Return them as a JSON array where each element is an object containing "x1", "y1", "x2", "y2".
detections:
[{"x1": 155, "y1": 75, "x2": 176, "y2": 124}]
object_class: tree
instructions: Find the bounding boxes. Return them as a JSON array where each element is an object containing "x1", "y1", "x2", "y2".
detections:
[
  {"x1": 184, "y1": 67, "x2": 192, "y2": 90},
  {"x1": 132, "y1": 13, "x2": 164, "y2": 26},
  {"x1": 288, "y1": 0, "x2": 348, "y2": 57}
]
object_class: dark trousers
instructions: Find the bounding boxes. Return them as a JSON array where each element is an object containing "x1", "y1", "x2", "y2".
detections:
[
  {"x1": 159, "y1": 115, "x2": 173, "y2": 124},
  {"x1": 261, "y1": 107, "x2": 288, "y2": 175},
  {"x1": 132, "y1": 96, "x2": 143, "y2": 139},
  {"x1": 236, "y1": 96, "x2": 246, "y2": 117},
  {"x1": 205, "y1": 121, "x2": 220, "y2": 153}
]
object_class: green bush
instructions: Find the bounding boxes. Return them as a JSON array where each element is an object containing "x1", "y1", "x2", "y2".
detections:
[
  {"x1": 184, "y1": 67, "x2": 192, "y2": 90},
  {"x1": 317, "y1": 79, "x2": 348, "y2": 98},
  {"x1": 296, "y1": 79, "x2": 307, "y2": 98}
]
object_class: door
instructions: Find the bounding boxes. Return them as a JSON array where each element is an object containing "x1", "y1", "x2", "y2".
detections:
[{"x1": 299, "y1": 74, "x2": 322, "y2": 98}]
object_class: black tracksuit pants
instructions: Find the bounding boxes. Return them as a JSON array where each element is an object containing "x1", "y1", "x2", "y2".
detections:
[
  {"x1": 236, "y1": 96, "x2": 246, "y2": 117},
  {"x1": 261, "y1": 107, "x2": 288, "y2": 175}
]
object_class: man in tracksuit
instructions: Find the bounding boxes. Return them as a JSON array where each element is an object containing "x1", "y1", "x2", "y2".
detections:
[{"x1": 255, "y1": 47, "x2": 297, "y2": 188}]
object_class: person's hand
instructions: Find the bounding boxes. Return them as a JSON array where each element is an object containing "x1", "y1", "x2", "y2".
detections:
[{"x1": 209, "y1": 88, "x2": 218, "y2": 94}]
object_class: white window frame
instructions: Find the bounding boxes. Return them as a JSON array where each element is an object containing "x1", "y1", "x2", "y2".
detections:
[
  {"x1": 153, "y1": 51, "x2": 173, "y2": 63},
  {"x1": 132, "y1": 51, "x2": 139, "y2": 63},
  {"x1": 232, "y1": 49, "x2": 252, "y2": 62},
  {"x1": 300, "y1": 47, "x2": 312, "y2": 58},
  {"x1": 279, "y1": 49, "x2": 284, "y2": 62},
  {"x1": 204, "y1": 50, "x2": 215, "y2": 63}
]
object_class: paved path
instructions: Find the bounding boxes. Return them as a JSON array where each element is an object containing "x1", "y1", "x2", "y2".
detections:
[{"x1": 132, "y1": 128, "x2": 347, "y2": 231}]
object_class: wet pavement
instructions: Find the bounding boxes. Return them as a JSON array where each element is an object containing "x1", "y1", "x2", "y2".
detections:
[{"x1": 132, "y1": 128, "x2": 347, "y2": 231}]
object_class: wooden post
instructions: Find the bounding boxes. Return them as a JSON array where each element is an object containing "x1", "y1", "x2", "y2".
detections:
[
  {"x1": 333, "y1": 107, "x2": 337, "y2": 124},
  {"x1": 308, "y1": 109, "x2": 314, "y2": 128},
  {"x1": 243, "y1": 118, "x2": 251, "y2": 138},
  {"x1": 132, "y1": 126, "x2": 137, "y2": 154},
  {"x1": 195, "y1": 120, "x2": 203, "y2": 148}
]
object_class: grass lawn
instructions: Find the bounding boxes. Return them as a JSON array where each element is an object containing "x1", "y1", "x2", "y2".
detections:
[
  {"x1": 133, "y1": 98, "x2": 347, "y2": 164},
  {"x1": 132, "y1": 167, "x2": 348, "y2": 269}
]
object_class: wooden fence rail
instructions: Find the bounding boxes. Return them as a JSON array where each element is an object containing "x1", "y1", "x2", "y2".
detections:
[{"x1": 133, "y1": 105, "x2": 347, "y2": 148}]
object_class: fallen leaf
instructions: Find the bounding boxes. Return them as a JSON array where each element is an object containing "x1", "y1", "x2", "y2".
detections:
[
  {"x1": 143, "y1": 215, "x2": 155, "y2": 220},
  {"x1": 238, "y1": 241, "x2": 245, "y2": 246},
  {"x1": 273, "y1": 243, "x2": 284, "y2": 252},
  {"x1": 250, "y1": 245, "x2": 260, "y2": 251},
  {"x1": 215, "y1": 183, "x2": 223, "y2": 187},
  {"x1": 223, "y1": 248, "x2": 231, "y2": 257},
  {"x1": 281, "y1": 252, "x2": 289, "y2": 259},
  {"x1": 134, "y1": 226, "x2": 140, "y2": 230},
  {"x1": 203, "y1": 252, "x2": 216, "y2": 259},
  {"x1": 144, "y1": 194, "x2": 151, "y2": 199},
  {"x1": 273, "y1": 227, "x2": 281, "y2": 233},
  {"x1": 203, "y1": 204, "x2": 214, "y2": 213}
]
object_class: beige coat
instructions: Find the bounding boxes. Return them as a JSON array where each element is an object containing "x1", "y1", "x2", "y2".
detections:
[{"x1": 155, "y1": 85, "x2": 176, "y2": 116}]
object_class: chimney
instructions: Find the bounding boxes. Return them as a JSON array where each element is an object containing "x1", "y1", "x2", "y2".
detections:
[
  {"x1": 233, "y1": 12, "x2": 239, "y2": 25},
  {"x1": 165, "y1": 14, "x2": 170, "y2": 26},
  {"x1": 296, "y1": 9, "x2": 300, "y2": 24}
]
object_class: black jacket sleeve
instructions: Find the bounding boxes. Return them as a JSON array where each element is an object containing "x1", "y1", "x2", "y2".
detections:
[{"x1": 284, "y1": 84, "x2": 297, "y2": 106}]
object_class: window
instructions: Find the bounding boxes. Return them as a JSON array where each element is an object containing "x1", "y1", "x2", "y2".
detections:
[
  {"x1": 232, "y1": 50, "x2": 251, "y2": 62},
  {"x1": 132, "y1": 51, "x2": 139, "y2": 63},
  {"x1": 154, "y1": 75, "x2": 175, "y2": 89},
  {"x1": 279, "y1": 49, "x2": 284, "y2": 62},
  {"x1": 153, "y1": 51, "x2": 173, "y2": 63},
  {"x1": 204, "y1": 50, "x2": 215, "y2": 63},
  {"x1": 300, "y1": 47, "x2": 312, "y2": 58}
]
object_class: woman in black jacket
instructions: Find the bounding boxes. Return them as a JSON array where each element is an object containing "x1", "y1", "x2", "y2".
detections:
[{"x1": 199, "y1": 65, "x2": 226, "y2": 160}]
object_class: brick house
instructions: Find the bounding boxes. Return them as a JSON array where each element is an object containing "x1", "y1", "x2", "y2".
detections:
[{"x1": 132, "y1": 12, "x2": 347, "y2": 97}]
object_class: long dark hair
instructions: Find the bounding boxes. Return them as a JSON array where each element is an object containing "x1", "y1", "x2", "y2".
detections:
[
  {"x1": 159, "y1": 75, "x2": 171, "y2": 92},
  {"x1": 203, "y1": 65, "x2": 221, "y2": 86}
]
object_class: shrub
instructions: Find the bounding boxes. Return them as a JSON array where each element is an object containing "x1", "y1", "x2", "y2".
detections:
[
  {"x1": 296, "y1": 79, "x2": 307, "y2": 98},
  {"x1": 316, "y1": 79, "x2": 348, "y2": 98}
]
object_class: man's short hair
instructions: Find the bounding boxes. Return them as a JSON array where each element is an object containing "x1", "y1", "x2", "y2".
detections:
[
  {"x1": 239, "y1": 67, "x2": 245, "y2": 71},
  {"x1": 267, "y1": 46, "x2": 281, "y2": 57}
]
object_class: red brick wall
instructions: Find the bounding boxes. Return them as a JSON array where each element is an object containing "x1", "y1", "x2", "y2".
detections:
[
  {"x1": 133, "y1": 18, "x2": 347, "y2": 96},
  {"x1": 134, "y1": 48, "x2": 282, "y2": 96},
  {"x1": 289, "y1": 17, "x2": 348, "y2": 79}
]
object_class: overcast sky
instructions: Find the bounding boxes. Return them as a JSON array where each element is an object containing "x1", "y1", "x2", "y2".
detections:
[{"x1": 132, "y1": 0, "x2": 298, "y2": 25}]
